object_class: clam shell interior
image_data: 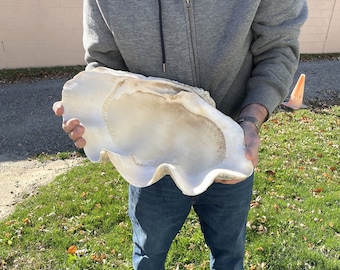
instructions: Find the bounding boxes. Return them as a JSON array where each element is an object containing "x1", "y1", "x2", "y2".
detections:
[{"x1": 61, "y1": 67, "x2": 253, "y2": 195}]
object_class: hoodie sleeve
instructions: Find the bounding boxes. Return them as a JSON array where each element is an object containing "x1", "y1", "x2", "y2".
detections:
[
  {"x1": 83, "y1": 0, "x2": 128, "y2": 71},
  {"x1": 242, "y1": 0, "x2": 308, "y2": 115}
]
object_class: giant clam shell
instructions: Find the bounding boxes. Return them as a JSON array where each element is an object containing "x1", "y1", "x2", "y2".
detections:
[{"x1": 61, "y1": 67, "x2": 253, "y2": 195}]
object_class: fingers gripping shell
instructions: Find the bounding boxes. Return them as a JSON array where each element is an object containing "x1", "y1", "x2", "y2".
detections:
[{"x1": 61, "y1": 67, "x2": 253, "y2": 195}]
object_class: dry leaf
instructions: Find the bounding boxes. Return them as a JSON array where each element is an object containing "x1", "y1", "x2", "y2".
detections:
[
  {"x1": 90, "y1": 253, "x2": 106, "y2": 263},
  {"x1": 67, "y1": 245, "x2": 77, "y2": 255},
  {"x1": 265, "y1": 170, "x2": 275, "y2": 176},
  {"x1": 184, "y1": 263, "x2": 195, "y2": 270},
  {"x1": 250, "y1": 201, "x2": 260, "y2": 208},
  {"x1": 268, "y1": 177, "x2": 275, "y2": 182},
  {"x1": 23, "y1": 218, "x2": 31, "y2": 224},
  {"x1": 301, "y1": 116, "x2": 312, "y2": 123},
  {"x1": 312, "y1": 188, "x2": 323, "y2": 193}
]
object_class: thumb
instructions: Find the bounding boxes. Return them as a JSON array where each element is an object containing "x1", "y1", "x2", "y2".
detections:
[{"x1": 53, "y1": 101, "x2": 64, "y2": 116}]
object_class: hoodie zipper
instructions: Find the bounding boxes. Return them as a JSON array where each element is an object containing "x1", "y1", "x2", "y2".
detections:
[
  {"x1": 185, "y1": 0, "x2": 199, "y2": 86},
  {"x1": 158, "y1": 0, "x2": 166, "y2": 72}
]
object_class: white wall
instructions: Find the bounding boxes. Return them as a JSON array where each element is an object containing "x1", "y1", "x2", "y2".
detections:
[
  {"x1": 0, "y1": 0, "x2": 84, "y2": 69},
  {"x1": 299, "y1": 0, "x2": 340, "y2": 53}
]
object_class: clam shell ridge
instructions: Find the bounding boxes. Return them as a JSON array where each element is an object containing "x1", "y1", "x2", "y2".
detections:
[{"x1": 61, "y1": 67, "x2": 253, "y2": 195}]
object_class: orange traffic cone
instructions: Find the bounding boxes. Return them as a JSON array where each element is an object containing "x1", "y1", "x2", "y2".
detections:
[{"x1": 281, "y1": 74, "x2": 307, "y2": 110}]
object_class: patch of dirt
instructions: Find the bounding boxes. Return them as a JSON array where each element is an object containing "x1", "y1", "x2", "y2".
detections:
[
  {"x1": 299, "y1": 53, "x2": 340, "y2": 62},
  {"x1": 0, "y1": 155, "x2": 85, "y2": 220},
  {"x1": 305, "y1": 90, "x2": 340, "y2": 109}
]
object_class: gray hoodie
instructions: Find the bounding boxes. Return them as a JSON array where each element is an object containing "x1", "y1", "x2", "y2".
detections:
[{"x1": 83, "y1": 0, "x2": 308, "y2": 118}]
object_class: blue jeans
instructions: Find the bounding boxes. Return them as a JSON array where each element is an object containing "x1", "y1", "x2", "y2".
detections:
[{"x1": 128, "y1": 174, "x2": 254, "y2": 270}]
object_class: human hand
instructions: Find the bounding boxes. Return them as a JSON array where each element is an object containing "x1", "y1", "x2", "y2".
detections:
[
  {"x1": 52, "y1": 101, "x2": 86, "y2": 148},
  {"x1": 236, "y1": 103, "x2": 267, "y2": 168},
  {"x1": 214, "y1": 120, "x2": 260, "y2": 185},
  {"x1": 239, "y1": 121, "x2": 260, "y2": 167}
]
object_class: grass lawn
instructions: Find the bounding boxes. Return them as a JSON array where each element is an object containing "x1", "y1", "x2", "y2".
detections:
[{"x1": 0, "y1": 106, "x2": 339, "y2": 269}]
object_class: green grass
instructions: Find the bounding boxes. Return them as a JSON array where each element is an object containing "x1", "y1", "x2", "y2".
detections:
[
  {"x1": 1, "y1": 106, "x2": 339, "y2": 270},
  {"x1": 32, "y1": 151, "x2": 85, "y2": 162}
]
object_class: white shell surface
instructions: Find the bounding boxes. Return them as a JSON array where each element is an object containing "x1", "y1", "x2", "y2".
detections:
[{"x1": 61, "y1": 67, "x2": 253, "y2": 195}]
